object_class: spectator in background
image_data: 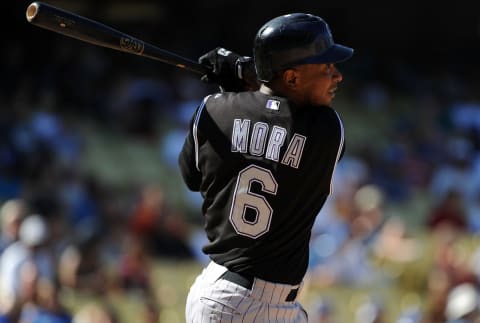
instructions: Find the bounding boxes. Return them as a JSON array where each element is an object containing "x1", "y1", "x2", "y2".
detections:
[
  {"x1": 0, "y1": 214, "x2": 55, "y2": 319},
  {"x1": 423, "y1": 227, "x2": 478, "y2": 323},
  {"x1": 72, "y1": 302, "x2": 118, "y2": 323},
  {"x1": 470, "y1": 239, "x2": 480, "y2": 284},
  {"x1": 57, "y1": 231, "x2": 108, "y2": 295},
  {"x1": 0, "y1": 199, "x2": 27, "y2": 254},
  {"x1": 309, "y1": 154, "x2": 369, "y2": 268},
  {"x1": 308, "y1": 297, "x2": 338, "y2": 323},
  {"x1": 426, "y1": 189, "x2": 467, "y2": 236},
  {"x1": 107, "y1": 229, "x2": 162, "y2": 323},
  {"x1": 449, "y1": 93, "x2": 480, "y2": 150},
  {"x1": 395, "y1": 306, "x2": 423, "y2": 323},
  {"x1": 128, "y1": 184, "x2": 193, "y2": 259},
  {"x1": 429, "y1": 136, "x2": 479, "y2": 206},
  {"x1": 19, "y1": 278, "x2": 73, "y2": 323},
  {"x1": 466, "y1": 190, "x2": 480, "y2": 234},
  {"x1": 1, "y1": 261, "x2": 38, "y2": 323},
  {"x1": 354, "y1": 297, "x2": 386, "y2": 323},
  {"x1": 140, "y1": 300, "x2": 160, "y2": 323},
  {"x1": 116, "y1": 233, "x2": 156, "y2": 301},
  {"x1": 308, "y1": 185, "x2": 388, "y2": 288},
  {"x1": 104, "y1": 76, "x2": 173, "y2": 140},
  {"x1": 27, "y1": 194, "x2": 71, "y2": 263},
  {"x1": 444, "y1": 283, "x2": 480, "y2": 323},
  {"x1": 372, "y1": 215, "x2": 421, "y2": 264}
]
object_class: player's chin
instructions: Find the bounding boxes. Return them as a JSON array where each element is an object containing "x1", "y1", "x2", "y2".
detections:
[
  {"x1": 311, "y1": 91, "x2": 336, "y2": 106},
  {"x1": 318, "y1": 93, "x2": 335, "y2": 106}
]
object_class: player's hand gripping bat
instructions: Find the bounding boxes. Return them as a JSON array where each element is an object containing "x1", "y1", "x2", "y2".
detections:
[{"x1": 26, "y1": 1, "x2": 210, "y2": 76}]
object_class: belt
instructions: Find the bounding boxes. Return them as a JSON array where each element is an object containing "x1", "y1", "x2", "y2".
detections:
[{"x1": 219, "y1": 270, "x2": 299, "y2": 302}]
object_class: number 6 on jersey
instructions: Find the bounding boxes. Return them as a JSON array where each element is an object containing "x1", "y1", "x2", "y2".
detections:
[{"x1": 229, "y1": 165, "x2": 278, "y2": 238}]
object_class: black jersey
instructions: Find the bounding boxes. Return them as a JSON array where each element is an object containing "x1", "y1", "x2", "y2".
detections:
[{"x1": 178, "y1": 90, "x2": 345, "y2": 284}]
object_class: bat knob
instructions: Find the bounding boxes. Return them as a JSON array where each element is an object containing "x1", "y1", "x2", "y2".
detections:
[{"x1": 26, "y1": 2, "x2": 40, "y2": 23}]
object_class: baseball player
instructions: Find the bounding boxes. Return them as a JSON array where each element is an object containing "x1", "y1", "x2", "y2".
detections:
[{"x1": 179, "y1": 13, "x2": 354, "y2": 322}]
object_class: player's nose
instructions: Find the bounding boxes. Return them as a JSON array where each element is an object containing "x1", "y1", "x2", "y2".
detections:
[{"x1": 332, "y1": 65, "x2": 343, "y2": 82}]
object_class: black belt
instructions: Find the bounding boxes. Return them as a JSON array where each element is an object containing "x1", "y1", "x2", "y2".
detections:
[{"x1": 219, "y1": 270, "x2": 299, "y2": 302}]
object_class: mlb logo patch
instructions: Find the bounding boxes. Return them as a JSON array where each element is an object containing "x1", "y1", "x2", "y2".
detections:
[{"x1": 266, "y1": 99, "x2": 280, "y2": 111}]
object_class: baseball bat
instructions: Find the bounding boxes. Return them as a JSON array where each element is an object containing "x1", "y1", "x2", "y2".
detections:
[{"x1": 25, "y1": 1, "x2": 210, "y2": 76}]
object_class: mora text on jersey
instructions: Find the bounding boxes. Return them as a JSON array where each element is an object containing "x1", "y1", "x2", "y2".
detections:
[{"x1": 231, "y1": 119, "x2": 306, "y2": 169}]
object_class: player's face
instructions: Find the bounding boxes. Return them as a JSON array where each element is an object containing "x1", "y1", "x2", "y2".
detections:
[{"x1": 295, "y1": 63, "x2": 343, "y2": 106}]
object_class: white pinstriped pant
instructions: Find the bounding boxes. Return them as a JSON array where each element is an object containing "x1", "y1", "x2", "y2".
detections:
[{"x1": 185, "y1": 261, "x2": 308, "y2": 323}]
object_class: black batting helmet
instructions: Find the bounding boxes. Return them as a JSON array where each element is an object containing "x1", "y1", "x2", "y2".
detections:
[{"x1": 253, "y1": 13, "x2": 354, "y2": 82}]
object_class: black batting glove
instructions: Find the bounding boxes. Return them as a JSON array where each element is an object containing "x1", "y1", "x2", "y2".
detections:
[{"x1": 198, "y1": 47, "x2": 258, "y2": 92}]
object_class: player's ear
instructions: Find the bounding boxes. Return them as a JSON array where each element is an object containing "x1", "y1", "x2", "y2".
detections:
[{"x1": 282, "y1": 69, "x2": 298, "y2": 89}]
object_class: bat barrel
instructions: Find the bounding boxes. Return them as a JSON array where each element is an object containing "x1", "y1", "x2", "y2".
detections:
[{"x1": 25, "y1": 1, "x2": 211, "y2": 76}]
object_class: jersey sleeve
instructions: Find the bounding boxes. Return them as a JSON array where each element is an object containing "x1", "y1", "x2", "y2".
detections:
[{"x1": 178, "y1": 96, "x2": 210, "y2": 191}]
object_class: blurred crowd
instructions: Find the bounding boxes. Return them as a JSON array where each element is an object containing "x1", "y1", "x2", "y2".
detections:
[{"x1": 3, "y1": 7, "x2": 480, "y2": 322}]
